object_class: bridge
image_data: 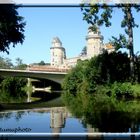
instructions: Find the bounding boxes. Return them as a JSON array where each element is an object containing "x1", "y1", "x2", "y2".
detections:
[{"x1": 0, "y1": 68, "x2": 68, "y2": 84}]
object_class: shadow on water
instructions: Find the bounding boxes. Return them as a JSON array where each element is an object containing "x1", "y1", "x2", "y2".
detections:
[
  {"x1": 31, "y1": 91, "x2": 61, "y2": 102},
  {"x1": 0, "y1": 91, "x2": 64, "y2": 111},
  {"x1": 62, "y1": 92, "x2": 140, "y2": 133},
  {"x1": 81, "y1": 102, "x2": 140, "y2": 133}
]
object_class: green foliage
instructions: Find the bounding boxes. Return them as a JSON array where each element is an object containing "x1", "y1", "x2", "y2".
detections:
[
  {"x1": 81, "y1": 4, "x2": 140, "y2": 81},
  {"x1": 38, "y1": 61, "x2": 46, "y2": 65},
  {"x1": 0, "y1": 56, "x2": 27, "y2": 70},
  {"x1": 62, "y1": 50, "x2": 140, "y2": 129},
  {"x1": 94, "y1": 85, "x2": 111, "y2": 96},
  {"x1": 111, "y1": 82, "x2": 134, "y2": 99},
  {"x1": 81, "y1": 4, "x2": 113, "y2": 28},
  {"x1": 80, "y1": 46, "x2": 87, "y2": 56},
  {"x1": 131, "y1": 84, "x2": 140, "y2": 98},
  {"x1": 0, "y1": 56, "x2": 13, "y2": 69},
  {"x1": 63, "y1": 51, "x2": 130, "y2": 94},
  {"x1": 0, "y1": 4, "x2": 25, "y2": 54},
  {"x1": 63, "y1": 87, "x2": 140, "y2": 132},
  {"x1": 110, "y1": 34, "x2": 128, "y2": 50},
  {"x1": 88, "y1": 51, "x2": 130, "y2": 84},
  {"x1": 62, "y1": 60, "x2": 89, "y2": 94},
  {"x1": 0, "y1": 77, "x2": 27, "y2": 103},
  {"x1": 92, "y1": 82, "x2": 135, "y2": 100},
  {"x1": 14, "y1": 57, "x2": 27, "y2": 70},
  {"x1": 134, "y1": 55, "x2": 140, "y2": 83}
]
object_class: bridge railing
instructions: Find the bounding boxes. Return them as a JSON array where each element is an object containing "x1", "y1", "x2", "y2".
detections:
[{"x1": 27, "y1": 65, "x2": 70, "y2": 73}]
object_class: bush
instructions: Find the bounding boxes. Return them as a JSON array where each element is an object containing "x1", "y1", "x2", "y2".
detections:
[
  {"x1": 62, "y1": 51, "x2": 130, "y2": 95},
  {"x1": 86, "y1": 51, "x2": 130, "y2": 84},
  {"x1": 0, "y1": 77, "x2": 27, "y2": 102},
  {"x1": 111, "y1": 82, "x2": 134, "y2": 99},
  {"x1": 62, "y1": 60, "x2": 89, "y2": 94},
  {"x1": 62, "y1": 92, "x2": 84, "y2": 117}
]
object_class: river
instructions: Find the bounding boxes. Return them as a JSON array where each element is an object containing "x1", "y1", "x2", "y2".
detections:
[{"x1": 0, "y1": 106, "x2": 140, "y2": 140}]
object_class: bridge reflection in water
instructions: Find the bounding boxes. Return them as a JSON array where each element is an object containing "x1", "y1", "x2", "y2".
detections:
[{"x1": 0, "y1": 68, "x2": 67, "y2": 102}]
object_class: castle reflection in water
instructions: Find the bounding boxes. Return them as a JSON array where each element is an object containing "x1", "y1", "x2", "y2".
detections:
[{"x1": 32, "y1": 107, "x2": 98, "y2": 134}]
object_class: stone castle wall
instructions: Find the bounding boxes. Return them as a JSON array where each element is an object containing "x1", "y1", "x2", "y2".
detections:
[{"x1": 50, "y1": 27, "x2": 114, "y2": 68}]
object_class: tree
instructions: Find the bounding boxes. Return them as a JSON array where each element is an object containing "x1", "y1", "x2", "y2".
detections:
[
  {"x1": 0, "y1": 56, "x2": 13, "y2": 69},
  {"x1": 15, "y1": 57, "x2": 27, "y2": 70},
  {"x1": 80, "y1": 46, "x2": 87, "y2": 56},
  {"x1": 38, "y1": 60, "x2": 46, "y2": 65},
  {"x1": 1, "y1": 77, "x2": 27, "y2": 102},
  {"x1": 0, "y1": 4, "x2": 25, "y2": 54},
  {"x1": 63, "y1": 52, "x2": 130, "y2": 94},
  {"x1": 81, "y1": 4, "x2": 140, "y2": 81},
  {"x1": 15, "y1": 57, "x2": 22, "y2": 66}
]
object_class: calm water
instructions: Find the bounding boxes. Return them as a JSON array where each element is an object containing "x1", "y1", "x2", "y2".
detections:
[
  {"x1": 0, "y1": 107, "x2": 86, "y2": 133},
  {"x1": 0, "y1": 107, "x2": 140, "y2": 140}
]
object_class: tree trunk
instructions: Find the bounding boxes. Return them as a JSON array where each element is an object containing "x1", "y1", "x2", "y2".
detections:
[{"x1": 127, "y1": 7, "x2": 135, "y2": 82}]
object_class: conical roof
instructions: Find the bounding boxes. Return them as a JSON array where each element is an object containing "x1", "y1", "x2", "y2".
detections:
[{"x1": 52, "y1": 37, "x2": 62, "y2": 46}]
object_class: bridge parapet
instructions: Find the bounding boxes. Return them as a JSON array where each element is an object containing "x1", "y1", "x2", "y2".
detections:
[{"x1": 27, "y1": 65, "x2": 70, "y2": 73}]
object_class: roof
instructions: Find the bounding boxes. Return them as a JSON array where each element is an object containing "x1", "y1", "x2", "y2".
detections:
[
  {"x1": 105, "y1": 43, "x2": 114, "y2": 49},
  {"x1": 52, "y1": 37, "x2": 62, "y2": 44}
]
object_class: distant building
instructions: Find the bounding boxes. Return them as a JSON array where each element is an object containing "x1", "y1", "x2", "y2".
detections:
[
  {"x1": 50, "y1": 26, "x2": 114, "y2": 69},
  {"x1": 50, "y1": 37, "x2": 66, "y2": 67},
  {"x1": 86, "y1": 27, "x2": 104, "y2": 59},
  {"x1": 29, "y1": 26, "x2": 114, "y2": 71}
]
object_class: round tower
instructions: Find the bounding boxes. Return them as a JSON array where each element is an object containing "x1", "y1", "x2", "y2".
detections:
[
  {"x1": 50, "y1": 108, "x2": 66, "y2": 133},
  {"x1": 86, "y1": 26, "x2": 103, "y2": 58},
  {"x1": 50, "y1": 37, "x2": 66, "y2": 67}
]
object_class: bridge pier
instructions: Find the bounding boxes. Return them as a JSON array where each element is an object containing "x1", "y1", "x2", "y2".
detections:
[{"x1": 27, "y1": 78, "x2": 32, "y2": 102}]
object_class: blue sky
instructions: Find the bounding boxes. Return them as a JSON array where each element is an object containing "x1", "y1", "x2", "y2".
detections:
[{"x1": 1, "y1": 6, "x2": 140, "y2": 65}]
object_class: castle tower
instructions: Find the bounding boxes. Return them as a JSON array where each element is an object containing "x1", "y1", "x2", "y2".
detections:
[
  {"x1": 50, "y1": 108, "x2": 66, "y2": 133},
  {"x1": 86, "y1": 26, "x2": 103, "y2": 58},
  {"x1": 50, "y1": 37, "x2": 66, "y2": 67}
]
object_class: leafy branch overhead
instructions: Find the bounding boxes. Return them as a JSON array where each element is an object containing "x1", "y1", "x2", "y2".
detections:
[
  {"x1": 110, "y1": 34, "x2": 128, "y2": 51},
  {"x1": 81, "y1": 4, "x2": 140, "y2": 50},
  {"x1": 81, "y1": 3, "x2": 140, "y2": 81},
  {"x1": 0, "y1": 4, "x2": 26, "y2": 54},
  {"x1": 81, "y1": 4, "x2": 113, "y2": 31}
]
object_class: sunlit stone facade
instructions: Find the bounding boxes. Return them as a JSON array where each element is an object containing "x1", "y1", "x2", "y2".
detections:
[
  {"x1": 50, "y1": 27, "x2": 114, "y2": 68},
  {"x1": 86, "y1": 27, "x2": 103, "y2": 59},
  {"x1": 50, "y1": 37, "x2": 66, "y2": 67}
]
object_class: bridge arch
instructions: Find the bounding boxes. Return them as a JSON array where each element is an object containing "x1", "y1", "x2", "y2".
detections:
[
  {"x1": 0, "y1": 69, "x2": 67, "y2": 84},
  {"x1": 30, "y1": 78, "x2": 62, "y2": 91}
]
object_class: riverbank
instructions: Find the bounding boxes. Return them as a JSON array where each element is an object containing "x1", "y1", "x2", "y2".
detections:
[{"x1": 0, "y1": 96, "x2": 64, "y2": 111}]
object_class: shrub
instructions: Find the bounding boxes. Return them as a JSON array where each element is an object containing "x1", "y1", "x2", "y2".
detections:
[
  {"x1": 62, "y1": 51, "x2": 130, "y2": 95},
  {"x1": 62, "y1": 60, "x2": 89, "y2": 94},
  {"x1": 0, "y1": 77, "x2": 27, "y2": 102},
  {"x1": 111, "y1": 82, "x2": 134, "y2": 99}
]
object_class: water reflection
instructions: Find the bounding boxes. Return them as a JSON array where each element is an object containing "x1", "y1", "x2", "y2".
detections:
[
  {"x1": 0, "y1": 107, "x2": 140, "y2": 133},
  {"x1": 50, "y1": 107, "x2": 66, "y2": 133},
  {"x1": 63, "y1": 92, "x2": 140, "y2": 133},
  {"x1": 0, "y1": 107, "x2": 103, "y2": 135},
  {"x1": 1, "y1": 106, "x2": 140, "y2": 134},
  {"x1": 0, "y1": 107, "x2": 82, "y2": 133},
  {"x1": 0, "y1": 107, "x2": 140, "y2": 139},
  {"x1": 79, "y1": 104, "x2": 140, "y2": 133}
]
